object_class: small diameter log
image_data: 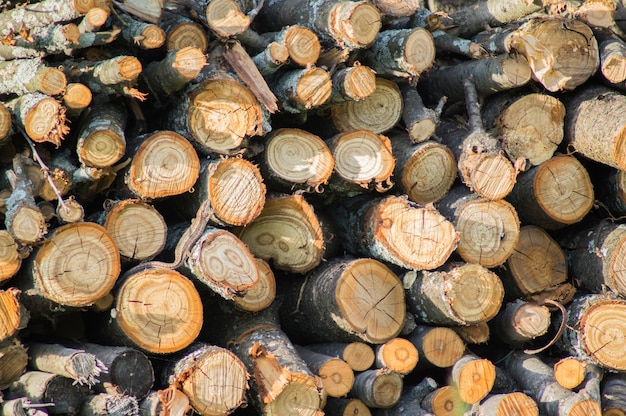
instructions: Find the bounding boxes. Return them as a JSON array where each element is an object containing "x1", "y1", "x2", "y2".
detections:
[
  {"x1": 165, "y1": 343, "x2": 248, "y2": 416},
  {"x1": 421, "y1": 385, "x2": 469, "y2": 416},
  {"x1": 258, "y1": 128, "x2": 334, "y2": 194},
  {"x1": 0, "y1": 230, "x2": 22, "y2": 283},
  {"x1": 450, "y1": 322, "x2": 490, "y2": 345},
  {"x1": 596, "y1": 168, "x2": 626, "y2": 217},
  {"x1": 326, "y1": 130, "x2": 395, "y2": 196},
  {"x1": 436, "y1": 185, "x2": 520, "y2": 268},
  {"x1": 257, "y1": 0, "x2": 381, "y2": 51},
  {"x1": 75, "y1": 100, "x2": 126, "y2": 168},
  {"x1": 374, "y1": 337, "x2": 419, "y2": 375},
  {"x1": 267, "y1": 25, "x2": 321, "y2": 67},
  {"x1": 79, "y1": 343, "x2": 154, "y2": 399},
  {"x1": 7, "y1": 371, "x2": 90, "y2": 415},
  {"x1": 0, "y1": 0, "x2": 90, "y2": 38},
  {"x1": 236, "y1": 194, "x2": 324, "y2": 274},
  {"x1": 101, "y1": 199, "x2": 167, "y2": 263},
  {"x1": 0, "y1": 102, "x2": 12, "y2": 145},
  {"x1": 78, "y1": 7, "x2": 108, "y2": 33},
  {"x1": 101, "y1": 268, "x2": 203, "y2": 354},
  {"x1": 563, "y1": 83, "x2": 626, "y2": 170},
  {"x1": 598, "y1": 33, "x2": 626, "y2": 84},
  {"x1": 324, "y1": 398, "x2": 371, "y2": 416},
  {"x1": 232, "y1": 257, "x2": 276, "y2": 312},
  {"x1": 390, "y1": 134, "x2": 456, "y2": 205},
  {"x1": 491, "y1": 299, "x2": 551, "y2": 348},
  {"x1": 562, "y1": 294, "x2": 626, "y2": 371},
  {"x1": 360, "y1": 28, "x2": 435, "y2": 80},
  {"x1": 159, "y1": 14, "x2": 209, "y2": 52},
  {"x1": 26, "y1": 343, "x2": 107, "y2": 387},
  {"x1": 331, "y1": 77, "x2": 403, "y2": 134},
  {"x1": 502, "y1": 350, "x2": 601, "y2": 416},
  {"x1": 481, "y1": 92, "x2": 565, "y2": 166},
  {"x1": 138, "y1": 388, "x2": 191, "y2": 416},
  {"x1": 602, "y1": 373, "x2": 626, "y2": 415},
  {"x1": 62, "y1": 83, "x2": 93, "y2": 116},
  {"x1": 271, "y1": 66, "x2": 332, "y2": 113},
  {"x1": 406, "y1": 326, "x2": 465, "y2": 370},
  {"x1": 295, "y1": 346, "x2": 355, "y2": 398},
  {"x1": 560, "y1": 219, "x2": 626, "y2": 297},
  {"x1": 0, "y1": 288, "x2": 28, "y2": 343},
  {"x1": 332, "y1": 194, "x2": 458, "y2": 270},
  {"x1": 554, "y1": 357, "x2": 587, "y2": 390},
  {"x1": 400, "y1": 87, "x2": 444, "y2": 145},
  {"x1": 506, "y1": 155, "x2": 594, "y2": 230},
  {"x1": 142, "y1": 47, "x2": 206, "y2": 94},
  {"x1": 350, "y1": 369, "x2": 403, "y2": 409},
  {"x1": 279, "y1": 256, "x2": 405, "y2": 345},
  {"x1": 252, "y1": 42, "x2": 289, "y2": 76},
  {"x1": 503, "y1": 225, "x2": 570, "y2": 301},
  {"x1": 375, "y1": 377, "x2": 438, "y2": 416},
  {"x1": 477, "y1": 392, "x2": 539, "y2": 416},
  {"x1": 515, "y1": 18, "x2": 599, "y2": 92},
  {"x1": 55, "y1": 199, "x2": 84, "y2": 224},
  {"x1": 0, "y1": 58, "x2": 66, "y2": 96},
  {"x1": 418, "y1": 53, "x2": 531, "y2": 103},
  {"x1": 18, "y1": 222, "x2": 120, "y2": 312},
  {"x1": 303, "y1": 342, "x2": 375, "y2": 372},
  {"x1": 80, "y1": 393, "x2": 139, "y2": 416},
  {"x1": 450, "y1": 354, "x2": 496, "y2": 405},
  {"x1": 0, "y1": 341, "x2": 29, "y2": 390},
  {"x1": 167, "y1": 76, "x2": 265, "y2": 155},
  {"x1": 123, "y1": 130, "x2": 200, "y2": 200},
  {"x1": 5, "y1": 93, "x2": 69, "y2": 146},
  {"x1": 63, "y1": 56, "x2": 143, "y2": 97},
  {"x1": 405, "y1": 263, "x2": 504, "y2": 326},
  {"x1": 118, "y1": 14, "x2": 166, "y2": 50}
]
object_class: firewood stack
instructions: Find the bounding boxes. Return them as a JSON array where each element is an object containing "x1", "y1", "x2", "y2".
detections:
[{"x1": 2, "y1": 0, "x2": 626, "y2": 414}]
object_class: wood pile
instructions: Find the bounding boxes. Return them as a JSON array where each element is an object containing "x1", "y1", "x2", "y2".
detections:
[{"x1": 2, "y1": 0, "x2": 626, "y2": 415}]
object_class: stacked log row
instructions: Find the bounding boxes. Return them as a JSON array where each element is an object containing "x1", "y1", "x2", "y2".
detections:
[{"x1": 1, "y1": 0, "x2": 626, "y2": 415}]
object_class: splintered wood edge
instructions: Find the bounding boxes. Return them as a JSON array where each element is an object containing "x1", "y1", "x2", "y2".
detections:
[
  {"x1": 0, "y1": 231, "x2": 21, "y2": 282},
  {"x1": 402, "y1": 142, "x2": 456, "y2": 205},
  {"x1": 0, "y1": 289, "x2": 23, "y2": 340},
  {"x1": 331, "y1": 129, "x2": 394, "y2": 185},
  {"x1": 335, "y1": 258, "x2": 405, "y2": 344},
  {"x1": 420, "y1": 327, "x2": 465, "y2": 368},
  {"x1": 57, "y1": 198, "x2": 85, "y2": 223},
  {"x1": 233, "y1": 258, "x2": 276, "y2": 312},
  {"x1": 128, "y1": 130, "x2": 200, "y2": 199},
  {"x1": 446, "y1": 264, "x2": 504, "y2": 324},
  {"x1": 116, "y1": 269, "x2": 203, "y2": 354},
  {"x1": 283, "y1": 26, "x2": 321, "y2": 66},
  {"x1": 579, "y1": 300, "x2": 626, "y2": 371},
  {"x1": 24, "y1": 96, "x2": 66, "y2": 144}
]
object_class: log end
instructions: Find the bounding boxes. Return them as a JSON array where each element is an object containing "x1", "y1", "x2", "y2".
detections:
[
  {"x1": 402, "y1": 141, "x2": 456, "y2": 205},
  {"x1": 283, "y1": 26, "x2": 321, "y2": 67},
  {"x1": 205, "y1": 0, "x2": 250, "y2": 37},
  {"x1": 330, "y1": 1, "x2": 381, "y2": 49},
  {"x1": 62, "y1": 83, "x2": 93, "y2": 111},
  {"x1": 137, "y1": 25, "x2": 166, "y2": 49},
  {"x1": 0, "y1": 231, "x2": 22, "y2": 283},
  {"x1": 232, "y1": 258, "x2": 276, "y2": 312},
  {"x1": 166, "y1": 22, "x2": 209, "y2": 53},
  {"x1": 172, "y1": 47, "x2": 206, "y2": 80}
]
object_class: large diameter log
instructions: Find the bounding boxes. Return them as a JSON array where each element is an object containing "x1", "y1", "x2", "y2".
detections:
[
  {"x1": 122, "y1": 130, "x2": 200, "y2": 200},
  {"x1": 236, "y1": 194, "x2": 324, "y2": 274},
  {"x1": 406, "y1": 326, "x2": 465, "y2": 369},
  {"x1": 100, "y1": 268, "x2": 203, "y2": 354},
  {"x1": 332, "y1": 195, "x2": 458, "y2": 270},
  {"x1": 561, "y1": 294, "x2": 626, "y2": 371},
  {"x1": 0, "y1": 58, "x2": 66, "y2": 96},
  {"x1": 303, "y1": 342, "x2": 375, "y2": 372},
  {"x1": 331, "y1": 77, "x2": 403, "y2": 134},
  {"x1": 477, "y1": 392, "x2": 539, "y2": 416},
  {"x1": 26, "y1": 343, "x2": 107, "y2": 387},
  {"x1": 279, "y1": 256, "x2": 405, "y2": 344},
  {"x1": 481, "y1": 92, "x2": 565, "y2": 166},
  {"x1": 75, "y1": 100, "x2": 126, "y2": 168},
  {"x1": 5, "y1": 93, "x2": 69, "y2": 146},
  {"x1": 326, "y1": 130, "x2": 395, "y2": 196},
  {"x1": 405, "y1": 263, "x2": 504, "y2": 326},
  {"x1": 502, "y1": 350, "x2": 601, "y2": 416},
  {"x1": 563, "y1": 84, "x2": 626, "y2": 170},
  {"x1": 506, "y1": 155, "x2": 594, "y2": 230},
  {"x1": 19, "y1": 222, "x2": 120, "y2": 312},
  {"x1": 165, "y1": 343, "x2": 248, "y2": 416}
]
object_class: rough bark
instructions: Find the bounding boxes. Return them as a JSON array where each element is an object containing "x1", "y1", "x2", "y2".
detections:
[
  {"x1": 62, "y1": 56, "x2": 143, "y2": 98},
  {"x1": 602, "y1": 373, "x2": 626, "y2": 416},
  {"x1": 350, "y1": 369, "x2": 403, "y2": 409},
  {"x1": 0, "y1": 59, "x2": 66, "y2": 96},
  {"x1": 0, "y1": 0, "x2": 91, "y2": 38},
  {"x1": 399, "y1": 87, "x2": 445, "y2": 144},
  {"x1": 142, "y1": 47, "x2": 206, "y2": 95}
]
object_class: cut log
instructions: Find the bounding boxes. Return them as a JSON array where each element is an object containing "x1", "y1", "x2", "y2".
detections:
[
  {"x1": 78, "y1": 7, "x2": 109, "y2": 33},
  {"x1": 477, "y1": 392, "x2": 539, "y2": 416},
  {"x1": 26, "y1": 343, "x2": 107, "y2": 387},
  {"x1": 491, "y1": 299, "x2": 551, "y2": 348},
  {"x1": 6, "y1": 371, "x2": 90, "y2": 415},
  {"x1": 390, "y1": 135, "x2": 456, "y2": 205},
  {"x1": 325, "y1": 130, "x2": 395, "y2": 197},
  {"x1": 138, "y1": 388, "x2": 191, "y2": 416},
  {"x1": 405, "y1": 262, "x2": 504, "y2": 326},
  {"x1": 350, "y1": 369, "x2": 403, "y2": 409},
  {"x1": 601, "y1": 373, "x2": 626, "y2": 416},
  {"x1": 62, "y1": 56, "x2": 143, "y2": 98},
  {"x1": 62, "y1": 83, "x2": 93, "y2": 116},
  {"x1": 251, "y1": 41, "x2": 289, "y2": 76},
  {"x1": 0, "y1": 0, "x2": 91, "y2": 38},
  {"x1": 400, "y1": 87, "x2": 445, "y2": 145},
  {"x1": 324, "y1": 398, "x2": 371, "y2": 416},
  {"x1": 294, "y1": 346, "x2": 354, "y2": 398},
  {"x1": 502, "y1": 225, "x2": 571, "y2": 302},
  {"x1": 257, "y1": 128, "x2": 334, "y2": 194},
  {"x1": 5, "y1": 93, "x2": 69, "y2": 146},
  {"x1": 264, "y1": 25, "x2": 321, "y2": 67},
  {"x1": 232, "y1": 257, "x2": 276, "y2": 312},
  {"x1": 98, "y1": 268, "x2": 203, "y2": 354},
  {"x1": 117, "y1": 13, "x2": 165, "y2": 50},
  {"x1": 421, "y1": 385, "x2": 469, "y2": 416},
  {"x1": 303, "y1": 342, "x2": 375, "y2": 372},
  {"x1": 121, "y1": 130, "x2": 200, "y2": 200},
  {"x1": 481, "y1": 92, "x2": 565, "y2": 166},
  {"x1": 373, "y1": 0, "x2": 421, "y2": 17},
  {"x1": 554, "y1": 357, "x2": 587, "y2": 390},
  {"x1": 596, "y1": 31, "x2": 626, "y2": 84},
  {"x1": 75, "y1": 99, "x2": 126, "y2": 169},
  {"x1": 78, "y1": 343, "x2": 154, "y2": 399},
  {"x1": 0, "y1": 341, "x2": 29, "y2": 390},
  {"x1": 164, "y1": 343, "x2": 248, "y2": 416},
  {"x1": 0, "y1": 230, "x2": 22, "y2": 283},
  {"x1": 142, "y1": 47, "x2": 206, "y2": 95},
  {"x1": 562, "y1": 83, "x2": 626, "y2": 170},
  {"x1": 17, "y1": 222, "x2": 120, "y2": 312},
  {"x1": 332, "y1": 194, "x2": 458, "y2": 270},
  {"x1": 0, "y1": 58, "x2": 66, "y2": 96},
  {"x1": 186, "y1": 0, "x2": 251, "y2": 38},
  {"x1": 236, "y1": 194, "x2": 324, "y2": 274},
  {"x1": 436, "y1": 185, "x2": 520, "y2": 268},
  {"x1": 271, "y1": 66, "x2": 332, "y2": 113},
  {"x1": 506, "y1": 154, "x2": 594, "y2": 230},
  {"x1": 159, "y1": 14, "x2": 209, "y2": 52},
  {"x1": 406, "y1": 326, "x2": 465, "y2": 369},
  {"x1": 375, "y1": 377, "x2": 438, "y2": 416},
  {"x1": 502, "y1": 350, "x2": 601, "y2": 416},
  {"x1": 331, "y1": 77, "x2": 403, "y2": 134},
  {"x1": 79, "y1": 393, "x2": 139, "y2": 416},
  {"x1": 325, "y1": 64, "x2": 377, "y2": 107},
  {"x1": 279, "y1": 256, "x2": 405, "y2": 344},
  {"x1": 0, "y1": 290, "x2": 24, "y2": 338},
  {"x1": 374, "y1": 337, "x2": 419, "y2": 375},
  {"x1": 450, "y1": 322, "x2": 490, "y2": 345},
  {"x1": 450, "y1": 354, "x2": 496, "y2": 404}
]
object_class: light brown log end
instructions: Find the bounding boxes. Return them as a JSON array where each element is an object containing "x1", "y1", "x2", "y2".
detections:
[
  {"x1": 409, "y1": 327, "x2": 465, "y2": 368},
  {"x1": 283, "y1": 26, "x2": 321, "y2": 67},
  {"x1": 172, "y1": 46, "x2": 206, "y2": 80},
  {"x1": 576, "y1": 299, "x2": 626, "y2": 371},
  {"x1": 62, "y1": 83, "x2": 93, "y2": 111},
  {"x1": 375, "y1": 337, "x2": 419, "y2": 375},
  {"x1": 423, "y1": 385, "x2": 469, "y2": 416},
  {"x1": 205, "y1": 0, "x2": 250, "y2": 37},
  {"x1": 451, "y1": 322, "x2": 490, "y2": 345},
  {"x1": 166, "y1": 22, "x2": 209, "y2": 53},
  {"x1": 554, "y1": 357, "x2": 586, "y2": 390},
  {"x1": 401, "y1": 141, "x2": 456, "y2": 205},
  {"x1": 465, "y1": 151, "x2": 516, "y2": 200},
  {"x1": 342, "y1": 342, "x2": 375, "y2": 372},
  {"x1": 292, "y1": 67, "x2": 332, "y2": 110},
  {"x1": 351, "y1": 369, "x2": 403, "y2": 409},
  {"x1": 73, "y1": 0, "x2": 97, "y2": 14},
  {"x1": 117, "y1": 56, "x2": 143, "y2": 81},
  {"x1": 232, "y1": 258, "x2": 276, "y2": 312},
  {"x1": 403, "y1": 27, "x2": 436, "y2": 75},
  {"x1": 479, "y1": 392, "x2": 539, "y2": 416},
  {"x1": 0, "y1": 288, "x2": 25, "y2": 342},
  {"x1": 339, "y1": 64, "x2": 377, "y2": 101},
  {"x1": 8, "y1": 205, "x2": 47, "y2": 245},
  {"x1": 0, "y1": 231, "x2": 22, "y2": 283},
  {"x1": 373, "y1": 0, "x2": 421, "y2": 17},
  {"x1": 39, "y1": 68, "x2": 67, "y2": 96},
  {"x1": 0, "y1": 342, "x2": 28, "y2": 390},
  {"x1": 137, "y1": 25, "x2": 166, "y2": 49},
  {"x1": 57, "y1": 198, "x2": 85, "y2": 223},
  {"x1": 79, "y1": 128, "x2": 125, "y2": 169},
  {"x1": 452, "y1": 356, "x2": 496, "y2": 404},
  {"x1": 329, "y1": 1, "x2": 381, "y2": 49},
  {"x1": 22, "y1": 95, "x2": 69, "y2": 146}
]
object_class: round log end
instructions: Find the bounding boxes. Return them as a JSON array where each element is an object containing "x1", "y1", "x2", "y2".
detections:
[
  {"x1": 116, "y1": 269, "x2": 203, "y2": 354},
  {"x1": 578, "y1": 299, "x2": 626, "y2": 371},
  {"x1": 24, "y1": 96, "x2": 68, "y2": 145},
  {"x1": 265, "y1": 374, "x2": 324, "y2": 415},
  {"x1": 340, "y1": 64, "x2": 377, "y2": 101},
  {"x1": 294, "y1": 67, "x2": 332, "y2": 109},
  {"x1": 283, "y1": 26, "x2": 321, "y2": 66},
  {"x1": 109, "y1": 349, "x2": 154, "y2": 398},
  {"x1": 85, "y1": 7, "x2": 109, "y2": 27},
  {"x1": 39, "y1": 68, "x2": 67, "y2": 96},
  {"x1": 205, "y1": 0, "x2": 250, "y2": 37},
  {"x1": 481, "y1": 392, "x2": 539, "y2": 416},
  {"x1": 9, "y1": 205, "x2": 47, "y2": 245},
  {"x1": 0, "y1": 342, "x2": 28, "y2": 390},
  {"x1": 79, "y1": 129, "x2": 126, "y2": 168},
  {"x1": 138, "y1": 25, "x2": 166, "y2": 49},
  {"x1": 513, "y1": 302, "x2": 551, "y2": 340},
  {"x1": 0, "y1": 103, "x2": 11, "y2": 141},
  {"x1": 118, "y1": 56, "x2": 143, "y2": 81},
  {"x1": 0, "y1": 231, "x2": 22, "y2": 283},
  {"x1": 424, "y1": 386, "x2": 468, "y2": 416},
  {"x1": 454, "y1": 357, "x2": 496, "y2": 404},
  {"x1": 330, "y1": 1, "x2": 381, "y2": 49},
  {"x1": 375, "y1": 337, "x2": 419, "y2": 374},
  {"x1": 63, "y1": 23, "x2": 81, "y2": 44},
  {"x1": 413, "y1": 327, "x2": 465, "y2": 368},
  {"x1": 73, "y1": 0, "x2": 96, "y2": 13},
  {"x1": 402, "y1": 141, "x2": 456, "y2": 205},
  {"x1": 318, "y1": 357, "x2": 355, "y2": 397},
  {"x1": 554, "y1": 357, "x2": 586, "y2": 390},
  {"x1": 0, "y1": 289, "x2": 24, "y2": 341},
  {"x1": 446, "y1": 264, "x2": 504, "y2": 324},
  {"x1": 570, "y1": 400, "x2": 602, "y2": 416},
  {"x1": 166, "y1": 21, "x2": 208, "y2": 52},
  {"x1": 468, "y1": 152, "x2": 516, "y2": 200},
  {"x1": 172, "y1": 47, "x2": 206, "y2": 80},
  {"x1": 232, "y1": 257, "x2": 276, "y2": 312},
  {"x1": 343, "y1": 342, "x2": 375, "y2": 372},
  {"x1": 404, "y1": 28, "x2": 436, "y2": 75},
  {"x1": 57, "y1": 198, "x2": 85, "y2": 223},
  {"x1": 62, "y1": 83, "x2": 93, "y2": 111}
]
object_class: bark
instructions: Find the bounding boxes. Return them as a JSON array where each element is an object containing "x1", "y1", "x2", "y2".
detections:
[
  {"x1": 5, "y1": 93, "x2": 69, "y2": 146},
  {"x1": 26, "y1": 343, "x2": 107, "y2": 387},
  {"x1": 294, "y1": 346, "x2": 355, "y2": 398},
  {"x1": 164, "y1": 343, "x2": 248, "y2": 416},
  {"x1": 278, "y1": 256, "x2": 405, "y2": 344},
  {"x1": 436, "y1": 185, "x2": 520, "y2": 268},
  {"x1": 375, "y1": 377, "x2": 438, "y2": 416},
  {"x1": 78, "y1": 7, "x2": 108, "y2": 33},
  {"x1": 350, "y1": 369, "x2": 403, "y2": 409},
  {"x1": 331, "y1": 194, "x2": 458, "y2": 270},
  {"x1": 596, "y1": 31, "x2": 626, "y2": 84},
  {"x1": 400, "y1": 87, "x2": 445, "y2": 144},
  {"x1": 252, "y1": 42, "x2": 289, "y2": 76},
  {"x1": 373, "y1": 0, "x2": 421, "y2": 18},
  {"x1": 431, "y1": 30, "x2": 489, "y2": 59},
  {"x1": 1, "y1": 398, "x2": 49, "y2": 416},
  {"x1": 0, "y1": 0, "x2": 90, "y2": 38},
  {"x1": 477, "y1": 392, "x2": 539, "y2": 416},
  {"x1": 117, "y1": 13, "x2": 165, "y2": 50},
  {"x1": 0, "y1": 341, "x2": 29, "y2": 390},
  {"x1": 271, "y1": 66, "x2": 332, "y2": 113},
  {"x1": 373, "y1": 337, "x2": 419, "y2": 375},
  {"x1": 185, "y1": 0, "x2": 252, "y2": 38},
  {"x1": 601, "y1": 373, "x2": 626, "y2": 415},
  {"x1": 491, "y1": 299, "x2": 551, "y2": 348},
  {"x1": 62, "y1": 56, "x2": 143, "y2": 98},
  {"x1": 303, "y1": 342, "x2": 375, "y2": 372},
  {"x1": 264, "y1": 25, "x2": 321, "y2": 67},
  {"x1": 450, "y1": 322, "x2": 490, "y2": 345},
  {"x1": 406, "y1": 326, "x2": 465, "y2": 369},
  {"x1": 79, "y1": 393, "x2": 139, "y2": 416},
  {"x1": 113, "y1": 0, "x2": 162, "y2": 24},
  {"x1": 0, "y1": 24, "x2": 80, "y2": 61},
  {"x1": 0, "y1": 58, "x2": 66, "y2": 96},
  {"x1": 596, "y1": 168, "x2": 626, "y2": 217},
  {"x1": 405, "y1": 263, "x2": 504, "y2": 326},
  {"x1": 450, "y1": 354, "x2": 496, "y2": 404},
  {"x1": 0, "y1": 102, "x2": 11, "y2": 145},
  {"x1": 142, "y1": 47, "x2": 206, "y2": 95},
  {"x1": 75, "y1": 99, "x2": 127, "y2": 168}
]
